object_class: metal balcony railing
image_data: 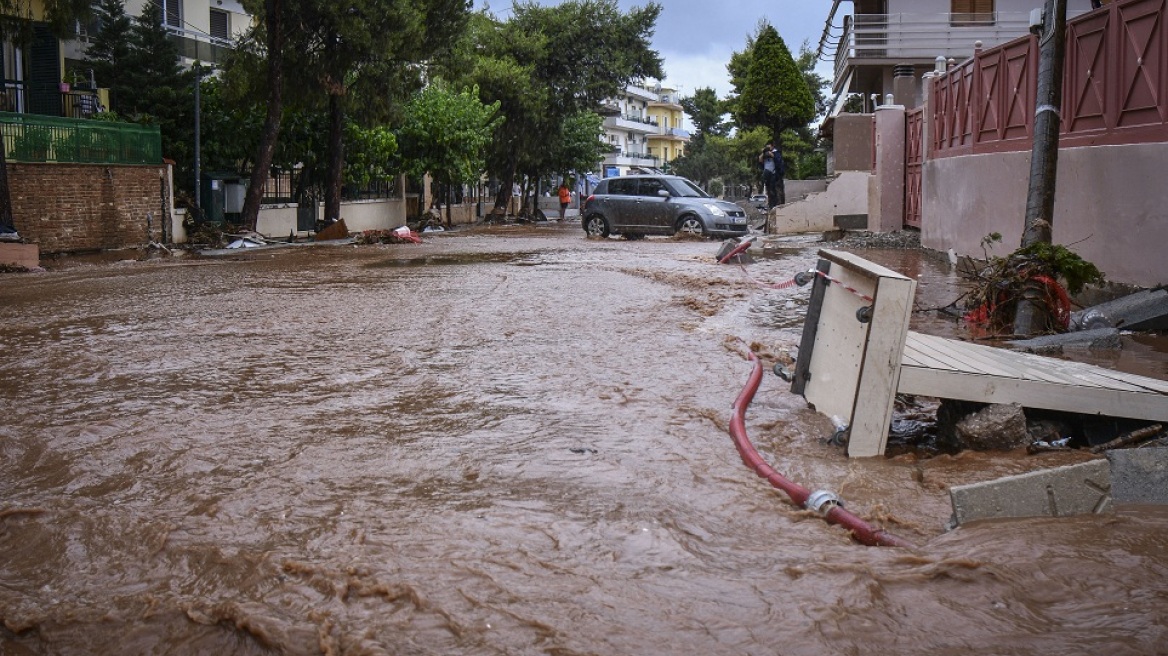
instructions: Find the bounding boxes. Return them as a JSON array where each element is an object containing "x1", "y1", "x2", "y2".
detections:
[
  {"x1": 0, "y1": 111, "x2": 161, "y2": 165},
  {"x1": 827, "y1": 12, "x2": 1086, "y2": 86}
]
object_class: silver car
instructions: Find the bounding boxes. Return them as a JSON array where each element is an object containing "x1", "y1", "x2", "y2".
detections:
[{"x1": 581, "y1": 175, "x2": 749, "y2": 239}]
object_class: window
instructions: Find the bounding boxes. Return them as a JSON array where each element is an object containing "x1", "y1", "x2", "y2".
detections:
[
  {"x1": 162, "y1": 0, "x2": 182, "y2": 29},
  {"x1": 638, "y1": 178, "x2": 667, "y2": 197},
  {"x1": 209, "y1": 8, "x2": 229, "y2": 41},
  {"x1": 951, "y1": 0, "x2": 994, "y2": 26},
  {"x1": 608, "y1": 179, "x2": 637, "y2": 195}
]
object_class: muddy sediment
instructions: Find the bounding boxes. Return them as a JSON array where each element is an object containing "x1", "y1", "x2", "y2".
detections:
[{"x1": 2, "y1": 223, "x2": 1166, "y2": 654}]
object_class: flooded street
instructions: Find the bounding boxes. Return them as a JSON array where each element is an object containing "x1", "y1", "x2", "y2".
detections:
[{"x1": 2, "y1": 224, "x2": 1166, "y2": 655}]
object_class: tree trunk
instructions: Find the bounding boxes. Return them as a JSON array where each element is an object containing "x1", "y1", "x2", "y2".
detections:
[
  {"x1": 241, "y1": 0, "x2": 285, "y2": 232},
  {"x1": 1015, "y1": 0, "x2": 1068, "y2": 335},
  {"x1": 491, "y1": 153, "x2": 518, "y2": 216},
  {"x1": 324, "y1": 91, "x2": 344, "y2": 223}
]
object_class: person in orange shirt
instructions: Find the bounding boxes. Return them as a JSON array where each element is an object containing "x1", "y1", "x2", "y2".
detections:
[{"x1": 558, "y1": 182, "x2": 572, "y2": 220}]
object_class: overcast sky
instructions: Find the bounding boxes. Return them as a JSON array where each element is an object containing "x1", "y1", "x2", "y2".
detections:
[{"x1": 474, "y1": 1, "x2": 831, "y2": 98}]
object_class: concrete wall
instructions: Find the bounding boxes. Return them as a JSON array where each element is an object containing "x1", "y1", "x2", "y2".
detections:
[
  {"x1": 832, "y1": 114, "x2": 874, "y2": 172},
  {"x1": 768, "y1": 171, "x2": 871, "y2": 235},
  {"x1": 921, "y1": 142, "x2": 1168, "y2": 287},
  {"x1": 7, "y1": 162, "x2": 168, "y2": 254}
]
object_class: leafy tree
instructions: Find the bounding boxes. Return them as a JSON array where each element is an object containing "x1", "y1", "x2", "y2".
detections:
[
  {"x1": 227, "y1": 0, "x2": 468, "y2": 227},
  {"x1": 680, "y1": 87, "x2": 728, "y2": 146},
  {"x1": 288, "y1": 0, "x2": 471, "y2": 223},
  {"x1": 122, "y1": 1, "x2": 195, "y2": 195},
  {"x1": 84, "y1": 0, "x2": 133, "y2": 97},
  {"x1": 236, "y1": 0, "x2": 296, "y2": 229},
  {"x1": 397, "y1": 82, "x2": 499, "y2": 225},
  {"x1": 729, "y1": 23, "x2": 815, "y2": 202},
  {"x1": 455, "y1": 1, "x2": 663, "y2": 215}
]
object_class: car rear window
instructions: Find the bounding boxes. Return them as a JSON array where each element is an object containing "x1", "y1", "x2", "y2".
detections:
[{"x1": 608, "y1": 179, "x2": 637, "y2": 195}]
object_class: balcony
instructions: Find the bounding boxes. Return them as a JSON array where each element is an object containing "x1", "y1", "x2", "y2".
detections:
[
  {"x1": 603, "y1": 114, "x2": 659, "y2": 133},
  {"x1": 650, "y1": 92, "x2": 683, "y2": 108},
  {"x1": 652, "y1": 127, "x2": 690, "y2": 140},
  {"x1": 822, "y1": 11, "x2": 1086, "y2": 93},
  {"x1": 1, "y1": 80, "x2": 109, "y2": 119},
  {"x1": 602, "y1": 149, "x2": 660, "y2": 168}
]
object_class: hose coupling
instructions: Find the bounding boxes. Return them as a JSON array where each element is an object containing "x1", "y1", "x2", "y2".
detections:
[{"x1": 805, "y1": 490, "x2": 843, "y2": 516}]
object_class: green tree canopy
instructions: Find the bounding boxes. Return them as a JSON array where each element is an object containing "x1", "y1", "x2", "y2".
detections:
[
  {"x1": 680, "y1": 87, "x2": 728, "y2": 144},
  {"x1": 730, "y1": 23, "x2": 814, "y2": 138},
  {"x1": 452, "y1": 0, "x2": 662, "y2": 213},
  {"x1": 398, "y1": 82, "x2": 498, "y2": 188}
]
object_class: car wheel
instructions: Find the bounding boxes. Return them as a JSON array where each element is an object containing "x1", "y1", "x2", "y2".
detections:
[
  {"x1": 676, "y1": 214, "x2": 706, "y2": 238},
  {"x1": 583, "y1": 213, "x2": 610, "y2": 238}
]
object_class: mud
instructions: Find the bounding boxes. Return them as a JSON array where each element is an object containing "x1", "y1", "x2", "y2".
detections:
[{"x1": 2, "y1": 224, "x2": 1166, "y2": 654}]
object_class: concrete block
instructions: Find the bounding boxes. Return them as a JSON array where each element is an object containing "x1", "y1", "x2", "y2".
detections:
[
  {"x1": 0, "y1": 242, "x2": 39, "y2": 269},
  {"x1": 833, "y1": 214, "x2": 868, "y2": 230},
  {"x1": 1108, "y1": 447, "x2": 1168, "y2": 505},
  {"x1": 1009, "y1": 327, "x2": 1121, "y2": 352},
  {"x1": 949, "y1": 459, "x2": 1112, "y2": 526},
  {"x1": 1070, "y1": 289, "x2": 1168, "y2": 332}
]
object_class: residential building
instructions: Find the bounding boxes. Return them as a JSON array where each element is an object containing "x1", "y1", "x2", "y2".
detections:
[
  {"x1": 598, "y1": 82, "x2": 660, "y2": 177},
  {"x1": 3, "y1": 0, "x2": 250, "y2": 119},
  {"x1": 645, "y1": 84, "x2": 690, "y2": 171},
  {"x1": 818, "y1": 0, "x2": 1094, "y2": 114}
]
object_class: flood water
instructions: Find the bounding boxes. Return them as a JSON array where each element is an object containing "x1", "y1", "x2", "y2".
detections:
[{"x1": 2, "y1": 224, "x2": 1166, "y2": 655}]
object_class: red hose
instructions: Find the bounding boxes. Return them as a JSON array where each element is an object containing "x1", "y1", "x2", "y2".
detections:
[{"x1": 730, "y1": 352, "x2": 916, "y2": 549}]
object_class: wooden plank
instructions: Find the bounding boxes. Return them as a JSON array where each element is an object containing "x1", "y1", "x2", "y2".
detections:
[
  {"x1": 907, "y1": 333, "x2": 1026, "y2": 379},
  {"x1": 802, "y1": 265, "x2": 872, "y2": 423},
  {"x1": 899, "y1": 364, "x2": 1168, "y2": 422},
  {"x1": 848, "y1": 276, "x2": 917, "y2": 458},
  {"x1": 910, "y1": 332, "x2": 1156, "y2": 392}
]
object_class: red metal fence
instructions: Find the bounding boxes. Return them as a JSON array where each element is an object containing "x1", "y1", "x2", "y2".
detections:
[
  {"x1": 932, "y1": 0, "x2": 1167, "y2": 158},
  {"x1": 905, "y1": 107, "x2": 924, "y2": 228}
]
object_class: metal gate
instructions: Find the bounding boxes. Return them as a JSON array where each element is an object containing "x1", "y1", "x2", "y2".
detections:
[{"x1": 905, "y1": 107, "x2": 924, "y2": 229}]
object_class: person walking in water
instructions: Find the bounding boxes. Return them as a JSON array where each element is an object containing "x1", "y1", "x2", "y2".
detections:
[{"x1": 558, "y1": 182, "x2": 572, "y2": 220}]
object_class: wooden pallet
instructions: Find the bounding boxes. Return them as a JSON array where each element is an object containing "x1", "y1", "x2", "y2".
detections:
[{"x1": 791, "y1": 250, "x2": 1168, "y2": 457}]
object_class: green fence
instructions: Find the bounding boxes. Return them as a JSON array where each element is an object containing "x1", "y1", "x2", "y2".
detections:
[{"x1": 0, "y1": 112, "x2": 162, "y2": 165}]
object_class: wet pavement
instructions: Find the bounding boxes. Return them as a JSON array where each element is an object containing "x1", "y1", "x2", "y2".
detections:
[{"x1": 2, "y1": 223, "x2": 1167, "y2": 654}]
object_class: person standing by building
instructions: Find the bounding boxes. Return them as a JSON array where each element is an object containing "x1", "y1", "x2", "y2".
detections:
[
  {"x1": 759, "y1": 143, "x2": 778, "y2": 209},
  {"x1": 558, "y1": 182, "x2": 572, "y2": 220}
]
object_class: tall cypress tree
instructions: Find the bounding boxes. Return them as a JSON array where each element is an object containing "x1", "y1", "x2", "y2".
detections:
[
  {"x1": 124, "y1": 1, "x2": 194, "y2": 194},
  {"x1": 85, "y1": 0, "x2": 134, "y2": 112}
]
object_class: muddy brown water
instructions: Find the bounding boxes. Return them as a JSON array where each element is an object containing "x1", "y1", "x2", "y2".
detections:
[{"x1": 3, "y1": 224, "x2": 1166, "y2": 655}]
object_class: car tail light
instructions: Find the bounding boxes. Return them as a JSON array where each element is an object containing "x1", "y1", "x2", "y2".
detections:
[{"x1": 585, "y1": 195, "x2": 595, "y2": 205}]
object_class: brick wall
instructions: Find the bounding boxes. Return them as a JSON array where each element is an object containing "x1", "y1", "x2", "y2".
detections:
[{"x1": 6, "y1": 162, "x2": 170, "y2": 254}]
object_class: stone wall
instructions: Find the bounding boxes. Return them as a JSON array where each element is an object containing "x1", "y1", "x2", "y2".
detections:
[{"x1": 7, "y1": 162, "x2": 169, "y2": 254}]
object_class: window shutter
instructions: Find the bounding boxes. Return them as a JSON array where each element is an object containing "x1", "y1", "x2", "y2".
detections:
[{"x1": 210, "y1": 9, "x2": 229, "y2": 40}]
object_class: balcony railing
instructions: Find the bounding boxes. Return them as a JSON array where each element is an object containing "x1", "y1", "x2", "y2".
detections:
[
  {"x1": 827, "y1": 12, "x2": 1086, "y2": 88},
  {"x1": 0, "y1": 111, "x2": 161, "y2": 165},
  {"x1": 1, "y1": 80, "x2": 108, "y2": 119},
  {"x1": 605, "y1": 114, "x2": 659, "y2": 133}
]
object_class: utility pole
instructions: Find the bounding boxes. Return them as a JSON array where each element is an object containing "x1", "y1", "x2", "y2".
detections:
[{"x1": 1015, "y1": 0, "x2": 1068, "y2": 335}]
